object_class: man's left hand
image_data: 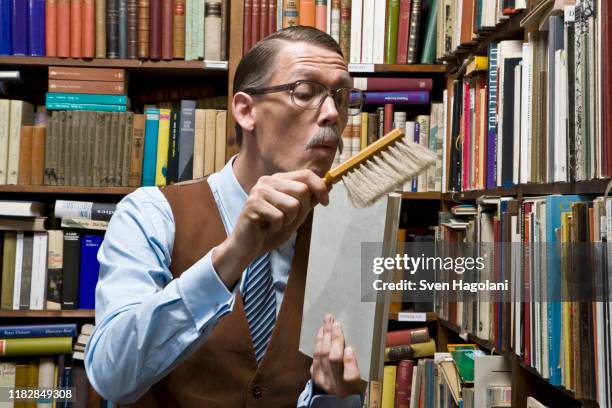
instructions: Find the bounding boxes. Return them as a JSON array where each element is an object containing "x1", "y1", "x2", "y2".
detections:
[{"x1": 310, "y1": 314, "x2": 365, "y2": 398}]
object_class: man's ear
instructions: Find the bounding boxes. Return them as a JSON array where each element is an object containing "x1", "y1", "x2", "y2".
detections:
[{"x1": 232, "y1": 92, "x2": 255, "y2": 135}]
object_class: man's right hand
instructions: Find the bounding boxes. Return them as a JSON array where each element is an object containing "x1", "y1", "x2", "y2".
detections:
[{"x1": 212, "y1": 169, "x2": 330, "y2": 288}]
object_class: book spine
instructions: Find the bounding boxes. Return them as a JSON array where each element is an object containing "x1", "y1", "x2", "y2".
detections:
[
  {"x1": 46, "y1": 93, "x2": 127, "y2": 105},
  {"x1": 268, "y1": 0, "x2": 276, "y2": 34},
  {"x1": 203, "y1": 109, "x2": 216, "y2": 175},
  {"x1": 86, "y1": 111, "x2": 96, "y2": 186},
  {"x1": 47, "y1": 102, "x2": 127, "y2": 112},
  {"x1": 385, "y1": 0, "x2": 400, "y2": 64},
  {"x1": 29, "y1": 0, "x2": 46, "y2": 56},
  {"x1": 220, "y1": 0, "x2": 227, "y2": 60},
  {"x1": 106, "y1": 0, "x2": 119, "y2": 58},
  {"x1": 82, "y1": 0, "x2": 95, "y2": 57},
  {"x1": 418, "y1": 0, "x2": 437, "y2": 64},
  {"x1": 128, "y1": 113, "x2": 145, "y2": 186},
  {"x1": 299, "y1": 0, "x2": 315, "y2": 26},
  {"x1": 204, "y1": 0, "x2": 221, "y2": 60},
  {"x1": 95, "y1": 0, "x2": 106, "y2": 57},
  {"x1": 56, "y1": 111, "x2": 66, "y2": 185},
  {"x1": 11, "y1": 0, "x2": 29, "y2": 55},
  {"x1": 260, "y1": 0, "x2": 268, "y2": 38},
  {"x1": 166, "y1": 110, "x2": 179, "y2": 183},
  {"x1": 138, "y1": 0, "x2": 149, "y2": 58},
  {"x1": 118, "y1": 0, "x2": 128, "y2": 58},
  {"x1": 338, "y1": 0, "x2": 350, "y2": 64},
  {"x1": 0, "y1": 232, "x2": 16, "y2": 309},
  {"x1": 0, "y1": 100, "x2": 10, "y2": 183},
  {"x1": 192, "y1": 109, "x2": 205, "y2": 178},
  {"x1": 56, "y1": 0, "x2": 70, "y2": 57},
  {"x1": 0, "y1": 337, "x2": 73, "y2": 356},
  {"x1": 127, "y1": 0, "x2": 138, "y2": 58},
  {"x1": 364, "y1": 91, "x2": 430, "y2": 105},
  {"x1": 77, "y1": 236, "x2": 102, "y2": 309},
  {"x1": 349, "y1": 0, "x2": 362, "y2": 64},
  {"x1": 396, "y1": 0, "x2": 411, "y2": 64},
  {"x1": 486, "y1": 42, "x2": 498, "y2": 189},
  {"x1": 282, "y1": 0, "x2": 298, "y2": 28},
  {"x1": 172, "y1": 0, "x2": 185, "y2": 58},
  {"x1": 149, "y1": 0, "x2": 162, "y2": 59},
  {"x1": 252, "y1": 0, "x2": 261, "y2": 43},
  {"x1": 243, "y1": 0, "x2": 252, "y2": 53},
  {"x1": 8, "y1": 102, "x2": 34, "y2": 185},
  {"x1": 353, "y1": 77, "x2": 432, "y2": 91},
  {"x1": 119, "y1": 112, "x2": 132, "y2": 186},
  {"x1": 61, "y1": 232, "x2": 79, "y2": 309},
  {"x1": 0, "y1": 0, "x2": 12, "y2": 55},
  {"x1": 44, "y1": 112, "x2": 56, "y2": 185},
  {"x1": 29, "y1": 232, "x2": 47, "y2": 310},
  {"x1": 108, "y1": 112, "x2": 121, "y2": 185},
  {"x1": 48, "y1": 80, "x2": 126, "y2": 95},
  {"x1": 69, "y1": 0, "x2": 82, "y2": 57},
  {"x1": 160, "y1": 0, "x2": 172, "y2": 59},
  {"x1": 142, "y1": 109, "x2": 159, "y2": 186},
  {"x1": 31, "y1": 126, "x2": 46, "y2": 186},
  {"x1": 407, "y1": 0, "x2": 421, "y2": 64},
  {"x1": 17, "y1": 126, "x2": 33, "y2": 185},
  {"x1": 0, "y1": 325, "x2": 76, "y2": 338},
  {"x1": 177, "y1": 100, "x2": 196, "y2": 181},
  {"x1": 330, "y1": 0, "x2": 339, "y2": 41},
  {"x1": 315, "y1": 0, "x2": 326, "y2": 31},
  {"x1": 155, "y1": 109, "x2": 170, "y2": 185},
  {"x1": 214, "y1": 110, "x2": 226, "y2": 171},
  {"x1": 48, "y1": 66, "x2": 126, "y2": 81}
]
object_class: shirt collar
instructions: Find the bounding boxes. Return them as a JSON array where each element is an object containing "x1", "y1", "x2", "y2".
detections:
[{"x1": 211, "y1": 155, "x2": 248, "y2": 231}]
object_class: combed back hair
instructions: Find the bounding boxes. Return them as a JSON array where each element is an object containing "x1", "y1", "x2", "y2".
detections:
[{"x1": 232, "y1": 26, "x2": 344, "y2": 145}]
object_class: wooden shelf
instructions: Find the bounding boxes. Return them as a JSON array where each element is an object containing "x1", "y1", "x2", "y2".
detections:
[
  {"x1": 0, "y1": 56, "x2": 228, "y2": 75},
  {"x1": 442, "y1": 178, "x2": 612, "y2": 201},
  {"x1": 0, "y1": 310, "x2": 95, "y2": 318},
  {"x1": 0, "y1": 185, "x2": 136, "y2": 196},
  {"x1": 402, "y1": 192, "x2": 443, "y2": 200},
  {"x1": 389, "y1": 311, "x2": 437, "y2": 322}
]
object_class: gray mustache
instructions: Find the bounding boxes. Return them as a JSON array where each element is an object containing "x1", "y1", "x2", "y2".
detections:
[{"x1": 305, "y1": 127, "x2": 343, "y2": 155}]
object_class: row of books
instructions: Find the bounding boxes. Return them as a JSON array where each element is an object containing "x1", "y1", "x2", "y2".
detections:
[
  {"x1": 245, "y1": 0, "x2": 439, "y2": 65},
  {"x1": 0, "y1": 0, "x2": 229, "y2": 62},
  {"x1": 444, "y1": 3, "x2": 611, "y2": 193},
  {"x1": 434, "y1": 194, "x2": 612, "y2": 405}
]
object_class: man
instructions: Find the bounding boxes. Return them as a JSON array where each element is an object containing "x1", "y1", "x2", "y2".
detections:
[{"x1": 85, "y1": 26, "x2": 366, "y2": 407}]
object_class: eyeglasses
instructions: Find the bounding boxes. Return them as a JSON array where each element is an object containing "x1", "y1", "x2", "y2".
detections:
[{"x1": 242, "y1": 80, "x2": 365, "y2": 116}]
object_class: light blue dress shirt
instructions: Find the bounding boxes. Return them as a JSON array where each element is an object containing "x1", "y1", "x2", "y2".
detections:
[{"x1": 84, "y1": 157, "x2": 361, "y2": 407}]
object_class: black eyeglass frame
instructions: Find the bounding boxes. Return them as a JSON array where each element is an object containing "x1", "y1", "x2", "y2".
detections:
[{"x1": 241, "y1": 80, "x2": 365, "y2": 116}]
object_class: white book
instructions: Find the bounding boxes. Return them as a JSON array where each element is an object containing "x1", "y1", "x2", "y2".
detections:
[
  {"x1": 512, "y1": 62, "x2": 522, "y2": 185},
  {"x1": 372, "y1": 0, "x2": 386, "y2": 64},
  {"x1": 360, "y1": 0, "x2": 375, "y2": 63},
  {"x1": 185, "y1": 0, "x2": 193, "y2": 60},
  {"x1": 12, "y1": 232, "x2": 24, "y2": 311},
  {"x1": 192, "y1": 109, "x2": 206, "y2": 178},
  {"x1": 349, "y1": 0, "x2": 363, "y2": 63},
  {"x1": 37, "y1": 358, "x2": 55, "y2": 408},
  {"x1": 520, "y1": 41, "x2": 532, "y2": 184},
  {"x1": 281, "y1": 0, "x2": 286, "y2": 32},
  {"x1": 0, "y1": 99, "x2": 10, "y2": 184},
  {"x1": 29, "y1": 232, "x2": 48, "y2": 311},
  {"x1": 331, "y1": 1, "x2": 340, "y2": 42},
  {"x1": 554, "y1": 49, "x2": 568, "y2": 182},
  {"x1": 442, "y1": 90, "x2": 448, "y2": 193},
  {"x1": 0, "y1": 200, "x2": 45, "y2": 218},
  {"x1": 6, "y1": 100, "x2": 34, "y2": 185}
]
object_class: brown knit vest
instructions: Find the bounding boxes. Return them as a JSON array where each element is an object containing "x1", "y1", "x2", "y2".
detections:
[{"x1": 131, "y1": 179, "x2": 312, "y2": 407}]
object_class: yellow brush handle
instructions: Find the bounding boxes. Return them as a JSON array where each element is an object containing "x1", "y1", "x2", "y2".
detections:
[{"x1": 323, "y1": 128, "x2": 405, "y2": 187}]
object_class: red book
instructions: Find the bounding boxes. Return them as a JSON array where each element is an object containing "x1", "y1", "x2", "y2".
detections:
[
  {"x1": 396, "y1": 0, "x2": 411, "y2": 64},
  {"x1": 462, "y1": 81, "x2": 470, "y2": 190},
  {"x1": 395, "y1": 360, "x2": 415, "y2": 408},
  {"x1": 259, "y1": 0, "x2": 268, "y2": 39},
  {"x1": 46, "y1": 0, "x2": 58, "y2": 56},
  {"x1": 69, "y1": 0, "x2": 82, "y2": 58},
  {"x1": 251, "y1": 0, "x2": 261, "y2": 46},
  {"x1": 243, "y1": 0, "x2": 252, "y2": 54},
  {"x1": 149, "y1": 0, "x2": 162, "y2": 59},
  {"x1": 315, "y1": 0, "x2": 326, "y2": 31},
  {"x1": 352, "y1": 77, "x2": 433, "y2": 91},
  {"x1": 161, "y1": 0, "x2": 173, "y2": 60},
  {"x1": 383, "y1": 103, "x2": 393, "y2": 135},
  {"x1": 385, "y1": 328, "x2": 429, "y2": 347},
  {"x1": 82, "y1": 0, "x2": 95, "y2": 58},
  {"x1": 523, "y1": 202, "x2": 532, "y2": 366},
  {"x1": 57, "y1": 0, "x2": 70, "y2": 57},
  {"x1": 268, "y1": 0, "x2": 277, "y2": 34}
]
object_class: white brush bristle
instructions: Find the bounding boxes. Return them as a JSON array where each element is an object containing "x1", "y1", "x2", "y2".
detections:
[{"x1": 341, "y1": 137, "x2": 437, "y2": 207}]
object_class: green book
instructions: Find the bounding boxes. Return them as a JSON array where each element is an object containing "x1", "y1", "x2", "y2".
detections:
[
  {"x1": 0, "y1": 232, "x2": 16, "y2": 310},
  {"x1": 450, "y1": 349, "x2": 485, "y2": 383},
  {"x1": 0, "y1": 337, "x2": 73, "y2": 356},
  {"x1": 385, "y1": 0, "x2": 401, "y2": 64},
  {"x1": 419, "y1": 0, "x2": 439, "y2": 64}
]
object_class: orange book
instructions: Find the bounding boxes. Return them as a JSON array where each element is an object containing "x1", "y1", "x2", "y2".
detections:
[
  {"x1": 18, "y1": 126, "x2": 34, "y2": 186},
  {"x1": 70, "y1": 0, "x2": 82, "y2": 58},
  {"x1": 315, "y1": 0, "x2": 326, "y2": 31},
  {"x1": 46, "y1": 0, "x2": 58, "y2": 56},
  {"x1": 57, "y1": 0, "x2": 71, "y2": 57},
  {"x1": 299, "y1": 0, "x2": 315, "y2": 26},
  {"x1": 30, "y1": 126, "x2": 46, "y2": 186},
  {"x1": 82, "y1": 0, "x2": 95, "y2": 57},
  {"x1": 161, "y1": 0, "x2": 173, "y2": 60}
]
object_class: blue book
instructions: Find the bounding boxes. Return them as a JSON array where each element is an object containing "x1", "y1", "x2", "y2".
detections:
[
  {"x1": 486, "y1": 42, "x2": 499, "y2": 189},
  {"x1": 78, "y1": 235, "x2": 103, "y2": 309},
  {"x1": 10, "y1": 0, "x2": 28, "y2": 55},
  {"x1": 27, "y1": 0, "x2": 45, "y2": 56},
  {"x1": 46, "y1": 93, "x2": 128, "y2": 105},
  {"x1": 411, "y1": 122, "x2": 420, "y2": 192},
  {"x1": 142, "y1": 109, "x2": 160, "y2": 186},
  {"x1": 0, "y1": 323, "x2": 77, "y2": 338},
  {"x1": 0, "y1": 0, "x2": 11, "y2": 55},
  {"x1": 545, "y1": 194, "x2": 586, "y2": 386},
  {"x1": 118, "y1": 0, "x2": 127, "y2": 58},
  {"x1": 364, "y1": 91, "x2": 430, "y2": 105},
  {"x1": 46, "y1": 102, "x2": 127, "y2": 112}
]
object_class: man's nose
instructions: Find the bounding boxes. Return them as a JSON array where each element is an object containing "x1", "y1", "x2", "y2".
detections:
[{"x1": 317, "y1": 95, "x2": 340, "y2": 127}]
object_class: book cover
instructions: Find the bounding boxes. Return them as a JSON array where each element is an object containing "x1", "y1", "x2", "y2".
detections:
[
  {"x1": 82, "y1": 0, "x2": 95, "y2": 57},
  {"x1": 69, "y1": 0, "x2": 82, "y2": 57},
  {"x1": 155, "y1": 108, "x2": 171, "y2": 185},
  {"x1": 28, "y1": 0, "x2": 46, "y2": 56},
  {"x1": 142, "y1": 108, "x2": 159, "y2": 186},
  {"x1": 11, "y1": 0, "x2": 28, "y2": 55},
  {"x1": 0, "y1": 0, "x2": 11, "y2": 55},
  {"x1": 61, "y1": 231, "x2": 80, "y2": 309},
  {"x1": 95, "y1": 0, "x2": 106, "y2": 57},
  {"x1": 78, "y1": 235, "x2": 102, "y2": 309}
]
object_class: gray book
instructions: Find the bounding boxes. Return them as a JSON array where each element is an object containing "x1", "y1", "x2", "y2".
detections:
[
  {"x1": 63, "y1": 111, "x2": 73, "y2": 186},
  {"x1": 70, "y1": 111, "x2": 81, "y2": 186},
  {"x1": 113, "y1": 112, "x2": 127, "y2": 186},
  {"x1": 78, "y1": 111, "x2": 89, "y2": 186},
  {"x1": 178, "y1": 100, "x2": 197, "y2": 181},
  {"x1": 121, "y1": 113, "x2": 134, "y2": 186},
  {"x1": 19, "y1": 233, "x2": 33, "y2": 310},
  {"x1": 86, "y1": 111, "x2": 97, "y2": 186},
  {"x1": 93, "y1": 112, "x2": 106, "y2": 187},
  {"x1": 118, "y1": 0, "x2": 128, "y2": 58}
]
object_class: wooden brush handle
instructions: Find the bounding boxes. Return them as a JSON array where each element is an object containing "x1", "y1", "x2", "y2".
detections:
[{"x1": 323, "y1": 128, "x2": 405, "y2": 187}]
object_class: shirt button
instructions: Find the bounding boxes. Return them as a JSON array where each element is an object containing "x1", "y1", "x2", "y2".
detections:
[{"x1": 252, "y1": 385, "x2": 262, "y2": 399}]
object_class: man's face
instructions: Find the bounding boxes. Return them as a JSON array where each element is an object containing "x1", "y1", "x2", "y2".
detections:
[{"x1": 250, "y1": 42, "x2": 351, "y2": 177}]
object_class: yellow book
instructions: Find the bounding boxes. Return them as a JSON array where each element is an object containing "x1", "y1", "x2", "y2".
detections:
[
  {"x1": 360, "y1": 112, "x2": 368, "y2": 150},
  {"x1": 560, "y1": 211, "x2": 572, "y2": 390},
  {"x1": 466, "y1": 56, "x2": 489, "y2": 76},
  {"x1": 214, "y1": 110, "x2": 227, "y2": 172},
  {"x1": 155, "y1": 109, "x2": 171, "y2": 186},
  {"x1": 380, "y1": 365, "x2": 396, "y2": 408},
  {"x1": 204, "y1": 109, "x2": 217, "y2": 176},
  {"x1": 192, "y1": 109, "x2": 206, "y2": 179}
]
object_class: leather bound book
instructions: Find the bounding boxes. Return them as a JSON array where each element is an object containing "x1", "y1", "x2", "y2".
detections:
[
  {"x1": 106, "y1": 0, "x2": 119, "y2": 58},
  {"x1": 148, "y1": 0, "x2": 162, "y2": 59},
  {"x1": 48, "y1": 66, "x2": 126, "y2": 81},
  {"x1": 407, "y1": 0, "x2": 422, "y2": 64},
  {"x1": 282, "y1": 0, "x2": 299, "y2": 28},
  {"x1": 82, "y1": 0, "x2": 95, "y2": 57},
  {"x1": 46, "y1": 0, "x2": 58, "y2": 56},
  {"x1": 31, "y1": 125, "x2": 46, "y2": 186},
  {"x1": 220, "y1": 0, "x2": 227, "y2": 60},
  {"x1": 460, "y1": 0, "x2": 473, "y2": 45},
  {"x1": 127, "y1": 0, "x2": 138, "y2": 58},
  {"x1": 118, "y1": 0, "x2": 128, "y2": 58},
  {"x1": 204, "y1": 1, "x2": 221, "y2": 61},
  {"x1": 243, "y1": 0, "x2": 252, "y2": 54},
  {"x1": 259, "y1": 0, "x2": 268, "y2": 40},
  {"x1": 48, "y1": 79, "x2": 126, "y2": 94},
  {"x1": 138, "y1": 0, "x2": 149, "y2": 58},
  {"x1": 17, "y1": 126, "x2": 33, "y2": 185},
  {"x1": 56, "y1": 0, "x2": 71, "y2": 57},
  {"x1": 251, "y1": 0, "x2": 260, "y2": 45},
  {"x1": 339, "y1": 0, "x2": 350, "y2": 64},
  {"x1": 172, "y1": 0, "x2": 185, "y2": 58},
  {"x1": 95, "y1": 0, "x2": 106, "y2": 58},
  {"x1": 268, "y1": 0, "x2": 276, "y2": 34},
  {"x1": 161, "y1": 0, "x2": 173, "y2": 59},
  {"x1": 396, "y1": 0, "x2": 411, "y2": 64},
  {"x1": 70, "y1": 0, "x2": 82, "y2": 58}
]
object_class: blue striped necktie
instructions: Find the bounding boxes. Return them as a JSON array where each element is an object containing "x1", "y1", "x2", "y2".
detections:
[{"x1": 243, "y1": 252, "x2": 276, "y2": 363}]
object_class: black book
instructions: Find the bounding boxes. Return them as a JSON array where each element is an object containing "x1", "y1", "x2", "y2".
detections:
[
  {"x1": 450, "y1": 79, "x2": 462, "y2": 192},
  {"x1": 107, "y1": 0, "x2": 120, "y2": 58},
  {"x1": 500, "y1": 57, "x2": 521, "y2": 187},
  {"x1": 166, "y1": 110, "x2": 180, "y2": 184},
  {"x1": 62, "y1": 231, "x2": 81, "y2": 310}
]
